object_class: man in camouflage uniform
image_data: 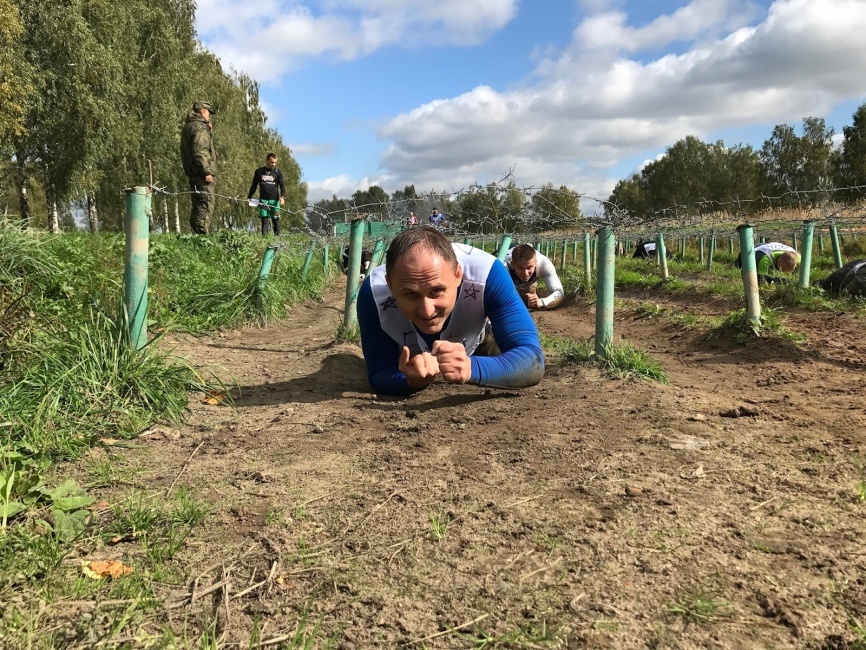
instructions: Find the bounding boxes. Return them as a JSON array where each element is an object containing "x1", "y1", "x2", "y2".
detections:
[{"x1": 180, "y1": 101, "x2": 217, "y2": 234}]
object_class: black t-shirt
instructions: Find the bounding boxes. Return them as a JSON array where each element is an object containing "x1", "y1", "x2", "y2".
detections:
[{"x1": 248, "y1": 166, "x2": 286, "y2": 201}]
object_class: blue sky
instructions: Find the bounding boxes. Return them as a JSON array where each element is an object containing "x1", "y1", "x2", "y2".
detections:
[{"x1": 196, "y1": 0, "x2": 866, "y2": 209}]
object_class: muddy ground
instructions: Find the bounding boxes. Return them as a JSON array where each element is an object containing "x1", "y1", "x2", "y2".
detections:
[{"x1": 82, "y1": 280, "x2": 866, "y2": 648}]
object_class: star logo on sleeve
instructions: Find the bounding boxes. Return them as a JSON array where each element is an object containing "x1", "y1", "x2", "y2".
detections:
[
  {"x1": 463, "y1": 285, "x2": 480, "y2": 300},
  {"x1": 380, "y1": 296, "x2": 397, "y2": 311}
]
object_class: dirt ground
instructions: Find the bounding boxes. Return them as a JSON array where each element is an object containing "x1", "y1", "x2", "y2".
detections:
[{"x1": 88, "y1": 279, "x2": 866, "y2": 648}]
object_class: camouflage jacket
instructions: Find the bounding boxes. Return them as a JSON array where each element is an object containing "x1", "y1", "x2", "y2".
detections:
[{"x1": 180, "y1": 112, "x2": 217, "y2": 178}]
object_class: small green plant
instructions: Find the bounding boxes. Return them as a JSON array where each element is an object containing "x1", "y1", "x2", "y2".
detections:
[
  {"x1": 334, "y1": 322, "x2": 360, "y2": 344},
  {"x1": 599, "y1": 341, "x2": 668, "y2": 382},
  {"x1": 542, "y1": 335, "x2": 667, "y2": 382},
  {"x1": 455, "y1": 620, "x2": 565, "y2": 648},
  {"x1": 0, "y1": 444, "x2": 94, "y2": 540},
  {"x1": 666, "y1": 589, "x2": 729, "y2": 624},
  {"x1": 429, "y1": 510, "x2": 450, "y2": 541}
]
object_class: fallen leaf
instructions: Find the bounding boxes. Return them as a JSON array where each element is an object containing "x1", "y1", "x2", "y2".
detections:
[
  {"x1": 202, "y1": 391, "x2": 227, "y2": 406},
  {"x1": 87, "y1": 501, "x2": 110, "y2": 511},
  {"x1": 99, "y1": 438, "x2": 120, "y2": 446},
  {"x1": 83, "y1": 560, "x2": 133, "y2": 579}
]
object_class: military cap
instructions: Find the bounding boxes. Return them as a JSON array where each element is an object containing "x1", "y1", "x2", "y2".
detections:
[{"x1": 192, "y1": 101, "x2": 216, "y2": 114}]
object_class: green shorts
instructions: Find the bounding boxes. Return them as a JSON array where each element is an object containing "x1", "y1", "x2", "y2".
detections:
[{"x1": 258, "y1": 199, "x2": 280, "y2": 220}]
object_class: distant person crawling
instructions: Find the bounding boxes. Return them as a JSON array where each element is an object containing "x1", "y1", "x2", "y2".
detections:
[
  {"x1": 735, "y1": 242, "x2": 800, "y2": 284},
  {"x1": 504, "y1": 244, "x2": 565, "y2": 310},
  {"x1": 818, "y1": 258, "x2": 866, "y2": 297},
  {"x1": 357, "y1": 227, "x2": 544, "y2": 396},
  {"x1": 632, "y1": 239, "x2": 670, "y2": 259},
  {"x1": 341, "y1": 245, "x2": 373, "y2": 280}
]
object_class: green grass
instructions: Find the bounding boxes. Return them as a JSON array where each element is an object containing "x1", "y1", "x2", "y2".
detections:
[
  {"x1": 0, "y1": 226, "x2": 334, "y2": 647},
  {"x1": 429, "y1": 509, "x2": 451, "y2": 541},
  {"x1": 666, "y1": 589, "x2": 730, "y2": 625},
  {"x1": 541, "y1": 334, "x2": 668, "y2": 383},
  {"x1": 453, "y1": 620, "x2": 565, "y2": 649},
  {"x1": 711, "y1": 307, "x2": 807, "y2": 344}
]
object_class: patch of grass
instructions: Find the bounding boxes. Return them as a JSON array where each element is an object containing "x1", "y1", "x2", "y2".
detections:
[
  {"x1": 334, "y1": 322, "x2": 360, "y2": 344},
  {"x1": 429, "y1": 509, "x2": 451, "y2": 541},
  {"x1": 455, "y1": 620, "x2": 565, "y2": 649},
  {"x1": 711, "y1": 306, "x2": 806, "y2": 344},
  {"x1": 541, "y1": 334, "x2": 667, "y2": 382},
  {"x1": 666, "y1": 589, "x2": 729, "y2": 625},
  {"x1": 601, "y1": 341, "x2": 668, "y2": 382}
]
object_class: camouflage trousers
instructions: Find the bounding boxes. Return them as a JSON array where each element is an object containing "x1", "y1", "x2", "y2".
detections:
[{"x1": 188, "y1": 177, "x2": 215, "y2": 234}]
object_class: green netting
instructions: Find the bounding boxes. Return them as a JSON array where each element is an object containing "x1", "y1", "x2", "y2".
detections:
[{"x1": 333, "y1": 221, "x2": 404, "y2": 237}]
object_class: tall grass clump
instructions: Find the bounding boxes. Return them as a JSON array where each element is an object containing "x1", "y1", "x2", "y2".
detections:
[
  {"x1": 1, "y1": 226, "x2": 328, "y2": 465},
  {"x1": 541, "y1": 334, "x2": 667, "y2": 383}
]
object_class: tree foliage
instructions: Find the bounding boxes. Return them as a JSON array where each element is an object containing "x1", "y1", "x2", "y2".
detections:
[{"x1": 0, "y1": 0, "x2": 305, "y2": 232}]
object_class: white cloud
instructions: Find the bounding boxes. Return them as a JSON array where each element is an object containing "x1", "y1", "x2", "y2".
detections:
[
  {"x1": 197, "y1": 0, "x2": 518, "y2": 82},
  {"x1": 291, "y1": 142, "x2": 337, "y2": 156},
  {"x1": 306, "y1": 173, "x2": 394, "y2": 203},
  {"x1": 369, "y1": 0, "x2": 866, "y2": 200}
]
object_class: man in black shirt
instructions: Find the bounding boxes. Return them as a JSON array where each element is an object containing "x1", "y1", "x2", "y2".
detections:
[{"x1": 248, "y1": 153, "x2": 286, "y2": 235}]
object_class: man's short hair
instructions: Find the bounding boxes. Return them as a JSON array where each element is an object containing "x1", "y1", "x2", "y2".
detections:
[
  {"x1": 511, "y1": 244, "x2": 537, "y2": 265},
  {"x1": 777, "y1": 251, "x2": 798, "y2": 272},
  {"x1": 266, "y1": 152, "x2": 277, "y2": 160},
  {"x1": 385, "y1": 226, "x2": 457, "y2": 274}
]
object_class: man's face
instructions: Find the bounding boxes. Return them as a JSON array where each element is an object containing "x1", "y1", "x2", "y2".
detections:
[
  {"x1": 432, "y1": 209, "x2": 438, "y2": 216},
  {"x1": 512, "y1": 256, "x2": 537, "y2": 282},
  {"x1": 386, "y1": 247, "x2": 463, "y2": 335},
  {"x1": 266, "y1": 157, "x2": 277, "y2": 169},
  {"x1": 200, "y1": 108, "x2": 211, "y2": 122}
]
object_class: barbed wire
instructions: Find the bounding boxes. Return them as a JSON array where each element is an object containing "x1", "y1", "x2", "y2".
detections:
[{"x1": 8, "y1": 178, "x2": 866, "y2": 248}]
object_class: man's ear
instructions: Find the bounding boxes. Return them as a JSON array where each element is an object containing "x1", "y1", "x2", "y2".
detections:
[
  {"x1": 455, "y1": 263, "x2": 463, "y2": 283},
  {"x1": 385, "y1": 273, "x2": 392, "y2": 292}
]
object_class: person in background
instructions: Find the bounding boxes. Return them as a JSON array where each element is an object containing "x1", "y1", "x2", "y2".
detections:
[
  {"x1": 247, "y1": 153, "x2": 286, "y2": 236},
  {"x1": 818, "y1": 258, "x2": 866, "y2": 297},
  {"x1": 504, "y1": 244, "x2": 565, "y2": 310},
  {"x1": 428, "y1": 208, "x2": 446, "y2": 228},
  {"x1": 357, "y1": 227, "x2": 544, "y2": 396},
  {"x1": 735, "y1": 242, "x2": 800, "y2": 284},
  {"x1": 407, "y1": 212, "x2": 419, "y2": 227},
  {"x1": 180, "y1": 101, "x2": 217, "y2": 234}
]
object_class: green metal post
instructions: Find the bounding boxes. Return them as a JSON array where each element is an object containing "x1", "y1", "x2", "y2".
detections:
[
  {"x1": 706, "y1": 234, "x2": 716, "y2": 271},
  {"x1": 792, "y1": 232, "x2": 798, "y2": 251},
  {"x1": 561, "y1": 240, "x2": 568, "y2": 269},
  {"x1": 737, "y1": 224, "x2": 761, "y2": 327},
  {"x1": 495, "y1": 236, "x2": 512, "y2": 262},
  {"x1": 679, "y1": 238, "x2": 685, "y2": 260},
  {"x1": 818, "y1": 233, "x2": 825, "y2": 254},
  {"x1": 728, "y1": 236, "x2": 734, "y2": 255},
  {"x1": 572, "y1": 239, "x2": 578, "y2": 263},
  {"x1": 552, "y1": 240, "x2": 558, "y2": 261},
  {"x1": 829, "y1": 222, "x2": 843, "y2": 269},
  {"x1": 463, "y1": 237, "x2": 472, "y2": 246},
  {"x1": 343, "y1": 219, "x2": 366, "y2": 329},
  {"x1": 798, "y1": 221, "x2": 815, "y2": 289},
  {"x1": 257, "y1": 246, "x2": 276, "y2": 290},
  {"x1": 583, "y1": 232, "x2": 591, "y2": 279},
  {"x1": 300, "y1": 238, "x2": 317, "y2": 280},
  {"x1": 322, "y1": 245, "x2": 330, "y2": 275},
  {"x1": 368, "y1": 238, "x2": 385, "y2": 277},
  {"x1": 594, "y1": 228, "x2": 616, "y2": 358},
  {"x1": 699, "y1": 237, "x2": 705, "y2": 265},
  {"x1": 123, "y1": 187, "x2": 151, "y2": 350},
  {"x1": 656, "y1": 234, "x2": 669, "y2": 281},
  {"x1": 760, "y1": 236, "x2": 767, "y2": 244}
]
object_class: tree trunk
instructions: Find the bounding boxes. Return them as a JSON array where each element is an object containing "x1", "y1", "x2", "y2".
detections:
[
  {"x1": 49, "y1": 199, "x2": 60, "y2": 234},
  {"x1": 173, "y1": 195, "x2": 181, "y2": 233},
  {"x1": 162, "y1": 195, "x2": 169, "y2": 232},
  {"x1": 87, "y1": 193, "x2": 100, "y2": 233},
  {"x1": 15, "y1": 156, "x2": 29, "y2": 229}
]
